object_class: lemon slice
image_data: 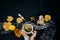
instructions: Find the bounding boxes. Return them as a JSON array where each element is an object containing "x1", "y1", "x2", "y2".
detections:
[
  {"x1": 3, "y1": 22, "x2": 12, "y2": 31},
  {"x1": 3, "y1": 22, "x2": 9, "y2": 31},
  {"x1": 7, "y1": 16, "x2": 13, "y2": 22},
  {"x1": 44, "y1": 15, "x2": 51, "y2": 22},
  {"x1": 16, "y1": 17, "x2": 23, "y2": 24}
]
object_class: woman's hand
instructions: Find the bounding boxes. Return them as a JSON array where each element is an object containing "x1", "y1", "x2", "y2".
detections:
[
  {"x1": 21, "y1": 30, "x2": 28, "y2": 37},
  {"x1": 37, "y1": 15, "x2": 45, "y2": 25},
  {"x1": 21, "y1": 30, "x2": 30, "y2": 40},
  {"x1": 30, "y1": 31, "x2": 37, "y2": 40},
  {"x1": 21, "y1": 30, "x2": 37, "y2": 40}
]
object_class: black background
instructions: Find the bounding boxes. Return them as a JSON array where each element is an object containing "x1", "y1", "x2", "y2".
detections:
[{"x1": 0, "y1": 0, "x2": 60, "y2": 40}]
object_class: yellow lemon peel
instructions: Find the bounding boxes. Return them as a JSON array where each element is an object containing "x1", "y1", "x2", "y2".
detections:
[{"x1": 9, "y1": 25, "x2": 16, "y2": 31}]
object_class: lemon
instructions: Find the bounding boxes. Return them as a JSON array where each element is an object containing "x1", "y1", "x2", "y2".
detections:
[
  {"x1": 7, "y1": 16, "x2": 13, "y2": 22},
  {"x1": 16, "y1": 17, "x2": 23, "y2": 24},
  {"x1": 44, "y1": 15, "x2": 51, "y2": 22},
  {"x1": 9, "y1": 25, "x2": 16, "y2": 31}
]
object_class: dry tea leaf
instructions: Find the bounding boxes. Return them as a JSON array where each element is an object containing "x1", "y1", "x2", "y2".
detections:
[{"x1": 30, "y1": 16, "x2": 35, "y2": 21}]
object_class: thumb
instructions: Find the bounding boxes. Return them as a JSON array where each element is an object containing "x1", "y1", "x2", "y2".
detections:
[{"x1": 21, "y1": 30, "x2": 28, "y2": 37}]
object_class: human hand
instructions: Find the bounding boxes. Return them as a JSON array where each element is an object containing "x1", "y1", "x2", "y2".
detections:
[
  {"x1": 21, "y1": 30, "x2": 28, "y2": 37},
  {"x1": 21, "y1": 30, "x2": 37, "y2": 40},
  {"x1": 37, "y1": 15, "x2": 45, "y2": 25},
  {"x1": 21, "y1": 27, "x2": 30, "y2": 40},
  {"x1": 30, "y1": 31, "x2": 37, "y2": 39}
]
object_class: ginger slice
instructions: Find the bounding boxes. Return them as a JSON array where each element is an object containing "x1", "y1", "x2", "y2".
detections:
[{"x1": 14, "y1": 28, "x2": 22, "y2": 38}]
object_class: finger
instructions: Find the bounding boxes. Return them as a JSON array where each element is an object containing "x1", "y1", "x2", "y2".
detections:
[
  {"x1": 32, "y1": 31, "x2": 37, "y2": 37},
  {"x1": 33, "y1": 31, "x2": 37, "y2": 35},
  {"x1": 21, "y1": 30, "x2": 28, "y2": 37}
]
